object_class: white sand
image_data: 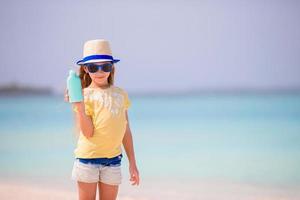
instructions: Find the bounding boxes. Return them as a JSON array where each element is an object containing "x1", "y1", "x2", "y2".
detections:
[
  {"x1": 0, "y1": 180, "x2": 139, "y2": 200},
  {"x1": 0, "y1": 181, "x2": 76, "y2": 200},
  {"x1": 0, "y1": 178, "x2": 299, "y2": 200}
]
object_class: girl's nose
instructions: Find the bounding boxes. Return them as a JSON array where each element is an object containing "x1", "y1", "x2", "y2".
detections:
[{"x1": 97, "y1": 70, "x2": 107, "y2": 74}]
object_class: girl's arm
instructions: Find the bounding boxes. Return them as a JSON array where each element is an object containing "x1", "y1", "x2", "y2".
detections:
[
  {"x1": 122, "y1": 111, "x2": 137, "y2": 165},
  {"x1": 73, "y1": 102, "x2": 94, "y2": 138},
  {"x1": 64, "y1": 89, "x2": 94, "y2": 138},
  {"x1": 122, "y1": 111, "x2": 140, "y2": 186}
]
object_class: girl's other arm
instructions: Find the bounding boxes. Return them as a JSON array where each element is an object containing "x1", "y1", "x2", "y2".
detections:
[
  {"x1": 122, "y1": 111, "x2": 140, "y2": 186},
  {"x1": 122, "y1": 111, "x2": 137, "y2": 164},
  {"x1": 73, "y1": 102, "x2": 94, "y2": 138}
]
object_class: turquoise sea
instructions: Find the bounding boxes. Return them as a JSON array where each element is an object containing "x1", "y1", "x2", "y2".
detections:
[{"x1": 0, "y1": 93, "x2": 300, "y2": 199}]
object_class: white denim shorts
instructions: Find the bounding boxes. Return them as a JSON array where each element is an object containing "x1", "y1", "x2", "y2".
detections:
[{"x1": 71, "y1": 159, "x2": 122, "y2": 185}]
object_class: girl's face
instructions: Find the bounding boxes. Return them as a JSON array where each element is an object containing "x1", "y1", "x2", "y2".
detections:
[{"x1": 83, "y1": 61, "x2": 113, "y2": 86}]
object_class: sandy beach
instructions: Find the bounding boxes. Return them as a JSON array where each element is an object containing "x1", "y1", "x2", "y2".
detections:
[
  {"x1": 0, "y1": 181, "x2": 76, "y2": 200},
  {"x1": 0, "y1": 182, "x2": 141, "y2": 200},
  {"x1": 0, "y1": 179, "x2": 142, "y2": 200},
  {"x1": 1, "y1": 178, "x2": 299, "y2": 200}
]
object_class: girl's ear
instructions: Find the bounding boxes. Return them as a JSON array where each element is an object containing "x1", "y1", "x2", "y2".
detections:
[{"x1": 82, "y1": 66, "x2": 88, "y2": 73}]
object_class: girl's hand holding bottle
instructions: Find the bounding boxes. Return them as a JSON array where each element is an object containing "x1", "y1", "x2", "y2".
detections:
[
  {"x1": 65, "y1": 70, "x2": 94, "y2": 138},
  {"x1": 64, "y1": 89, "x2": 84, "y2": 112}
]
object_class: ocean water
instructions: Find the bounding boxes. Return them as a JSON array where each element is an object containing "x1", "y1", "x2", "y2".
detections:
[{"x1": 0, "y1": 93, "x2": 300, "y2": 198}]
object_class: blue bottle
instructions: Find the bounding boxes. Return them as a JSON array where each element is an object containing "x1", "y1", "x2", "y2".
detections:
[{"x1": 67, "y1": 70, "x2": 83, "y2": 103}]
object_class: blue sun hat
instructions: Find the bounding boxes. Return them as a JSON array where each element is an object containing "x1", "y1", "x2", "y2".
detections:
[{"x1": 76, "y1": 39, "x2": 120, "y2": 65}]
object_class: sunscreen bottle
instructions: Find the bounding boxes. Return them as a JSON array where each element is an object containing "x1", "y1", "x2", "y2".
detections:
[{"x1": 67, "y1": 70, "x2": 83, "y2": 103}]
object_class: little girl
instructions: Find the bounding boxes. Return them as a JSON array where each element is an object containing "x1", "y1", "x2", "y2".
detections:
[{"x1": 64, "y1": 39, "x2": 140, "y2": 200}]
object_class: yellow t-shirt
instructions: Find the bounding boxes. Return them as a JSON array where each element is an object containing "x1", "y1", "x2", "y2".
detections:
[{"x1": 72, "y1": 85, "x2": 131, "y2": 158}]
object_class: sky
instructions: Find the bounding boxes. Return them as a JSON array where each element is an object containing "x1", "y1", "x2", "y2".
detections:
[{"x1": 0, "y1": 0, "x2": 299, "y2": 94}]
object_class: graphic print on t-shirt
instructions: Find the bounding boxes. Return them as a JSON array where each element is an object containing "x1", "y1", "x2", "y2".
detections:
[{"x1": 84, "y1": 88, "x2": 125, "y2": 116}]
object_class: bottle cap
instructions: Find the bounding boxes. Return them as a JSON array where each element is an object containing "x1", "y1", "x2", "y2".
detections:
[{"x1": 69, "y1": 70, "x2": 77, "y2": 76}]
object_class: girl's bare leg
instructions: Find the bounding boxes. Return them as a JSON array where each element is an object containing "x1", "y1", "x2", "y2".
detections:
[
  {"x1": 98, "y1": 181, "x2": 119, "y2": 200},
  {"x1": 77, "y1": 181, "x2": 98, "y2": 200}
]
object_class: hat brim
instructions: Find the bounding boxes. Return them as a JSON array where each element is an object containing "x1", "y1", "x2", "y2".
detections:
[
  {"x1": 76, "y1": 55, "x2": 120, "y2": 65},
  {"x1": 76, "y1": 59, "x2": 120, "y2": 65}
]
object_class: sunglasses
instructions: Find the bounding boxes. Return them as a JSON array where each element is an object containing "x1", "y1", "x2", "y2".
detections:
[{"x1": 85, "y1": 62, "x2": 113, "y2": 73}]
